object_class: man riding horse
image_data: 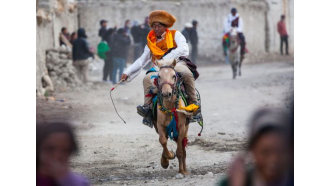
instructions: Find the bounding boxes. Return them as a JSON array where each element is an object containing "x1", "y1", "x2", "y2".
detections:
[
  {"x1": 121, "y1": 10, "x2": 201, "y2": 127},
  {"x1": 223, "y1": 8, "x2": 246, "y2": 61}
]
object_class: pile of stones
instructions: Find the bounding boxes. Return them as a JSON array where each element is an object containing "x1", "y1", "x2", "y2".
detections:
[{"x1": 46, "y1": 47, "x2": 81, "y2": 89}]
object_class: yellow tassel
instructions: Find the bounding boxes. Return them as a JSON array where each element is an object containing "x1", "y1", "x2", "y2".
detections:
[{"x1": 179, "y1": 103, "x2": 199, "y2": 113}]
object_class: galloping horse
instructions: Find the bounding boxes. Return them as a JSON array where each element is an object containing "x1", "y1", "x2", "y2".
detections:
[
  {"x1": 152, "y1": 59, "x2": 190, "y2": 175},
  {"x1": 228, "y1": 28, "x2": 243, "y2": 79}
]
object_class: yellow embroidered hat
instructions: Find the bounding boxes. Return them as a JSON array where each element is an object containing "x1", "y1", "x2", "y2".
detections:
[{"x1": 148, "y1": 10, "x2": 176, "y2": 28}]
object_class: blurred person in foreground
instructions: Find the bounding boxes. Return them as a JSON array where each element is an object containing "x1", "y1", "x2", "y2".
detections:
[
  {"x1": 72, "y1": 28, "x2": 94, "y2": 84},
  {"x1": 111, "y1": 28, "x2": 131, "y2": 84},
  {"x1": 37, "y1": 122, "x2": 90, "y2": 186},
  {"x1": 223, "y1": 8, "x2": 247, "y2": 61},
  {"x1": 277, "y1": 15, "x2": 289, "y2": 55},
  {"x1": 190, "y1": 20, "x2": 198, "y2": 63},
  {"x1": 120, "y1": 10, "x2": 201, "y2": 128},
  {"x1": 218, "y1": 108, "x2": 293, "y2": 186}
]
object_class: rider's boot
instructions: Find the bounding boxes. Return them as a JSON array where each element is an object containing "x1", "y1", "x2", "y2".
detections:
[
  {"x1": 137, "y1": 104, "x2": 153, "y2": 128},
  {"x1": 190, "y1": 101, "x2": 202, "y2": 123},
  {"x1": 179, "y1": 69, "x2": 202, "y2": 123}
]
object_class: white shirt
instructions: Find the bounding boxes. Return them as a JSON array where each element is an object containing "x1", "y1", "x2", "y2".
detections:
[
  {"x1": 124, "y1": 31, "x2": 189, "y2": 79},
  {"x1": 223, "y1": 13, "x2": 244, "y2": 34}
]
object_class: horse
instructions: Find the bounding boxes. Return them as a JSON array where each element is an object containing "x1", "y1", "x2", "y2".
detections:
[
  {"x1": 152, "y1": 58, "x2": 190, "y2": 175},
  {"x1": 228, "y1": 28, "x2": 243, "y2": 79}
]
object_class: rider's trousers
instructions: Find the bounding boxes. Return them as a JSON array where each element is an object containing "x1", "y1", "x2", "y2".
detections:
[{"x1": 143, "y1": 60, "x2": 197, "y2": 106}]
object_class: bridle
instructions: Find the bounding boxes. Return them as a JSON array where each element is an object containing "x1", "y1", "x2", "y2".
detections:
[
  {"x1": 229, "y1": 34, "x2": 240, "y2": 53},
  {"x1": 157, "y1": 66, "x2": 178, "y2": 96},
  {"x1": 156, "y1": 65, "x2": 181, "y2": 114}
]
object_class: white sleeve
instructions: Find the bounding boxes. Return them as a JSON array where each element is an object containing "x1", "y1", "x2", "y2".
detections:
[
  {"x1": 162, "y1": 31, "x2": 189, "y2": 60},
  {"x1": 124, "y1": 45, "x2": 151, "y2": 76}
]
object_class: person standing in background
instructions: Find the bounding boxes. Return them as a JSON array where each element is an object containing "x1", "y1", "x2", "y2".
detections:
[
  {"x1": 277, "y1": 15, "x2": 289, "y2": 55},
  {"x1": 123, "y1": 19, "x2": 131, "y2": 35},
  {"x1": 181, "y1": 22, "x2": 193, "y2": 43},
  {"x1": 111, "y1": 28, "x2": 131, "y2": 84},
  {"x1": 141, "y1": 16, "x2": 150, "y2": 47},
  {"x1": 131, "y1": 21, "x2": 144, "y2": 60},
  {"x1": 102, "y1": 25, "x2": 117, "y2": 82},
  {"x1": 190, "y1": 20, "x2": 198, "y2": 64},
  {"x1": 59, "y1": 27, "x2": 72, "y2": 48},
  {"x1": 72, "y1": 28, "x2": 94, "y2": 84},
  {"x1": 70, "y1": 32, "x2": 77, "y2": 45},
  {"x1": 140, "y1": 16, "x2": 152, "y2": 69},
  {"x1": 98, "y1": 20, "x2": 108, "y2": 41},
  {"x1": 98, "y1": 19, "x2": 112, "y2": 82}
]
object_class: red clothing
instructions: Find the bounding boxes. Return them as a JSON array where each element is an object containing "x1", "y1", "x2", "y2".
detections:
[{"x1": 277, "y1": 20, "x2": 288, "y2": 36}]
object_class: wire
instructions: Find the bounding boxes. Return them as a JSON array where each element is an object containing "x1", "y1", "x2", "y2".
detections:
[{"x1": 109, "y1": 80, "x2": 127, "y2": 124}]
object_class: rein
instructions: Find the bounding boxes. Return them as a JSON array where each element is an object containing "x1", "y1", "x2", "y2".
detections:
[
  {"x1": 230, "y1": 35, "x2": 240, "y2": 53},
  {"x1": 157, "y1": 66, "x2": 180, "y2": 114},
  {"x1": 157, "y1": 66, "x2": 178, "y2": 99}
]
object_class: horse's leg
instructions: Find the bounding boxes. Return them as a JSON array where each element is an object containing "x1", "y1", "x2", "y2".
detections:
[
  {"x1": 239, "y1": 57, "x2": 242, "y2": 76},
  {"x1": 176, "y1": 114, "x2": 188, "y2": 175},
  {"x1": 231, "y1": 63, "x2": 236, "y2": 79},
  {"x1": 157, "y1": 114, "x2": 175, "y2": 169},
  {"x1": 183, "y1": 123, "x2": 189, "y2": 174}
]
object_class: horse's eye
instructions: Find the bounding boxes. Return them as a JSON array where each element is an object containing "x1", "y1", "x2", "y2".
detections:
[
  {"x1": 172, "y1": 75, "x2": 176, "y2": 79},
  {"x1": 158, "y1": 75, "x2": 161, "y2": 79}
]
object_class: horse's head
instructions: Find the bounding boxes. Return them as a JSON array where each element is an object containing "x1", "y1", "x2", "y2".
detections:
[
  {"x1": 155, "y1": 59, "x2": 177, "y2": 99},
  {"x1": 229, "y1": 28, "x2": 239, "y2": 48}
]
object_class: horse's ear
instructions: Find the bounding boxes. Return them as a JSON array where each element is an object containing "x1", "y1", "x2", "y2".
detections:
[{"x1": 171, "y1": 59, "x2": 177, "y2": 68}]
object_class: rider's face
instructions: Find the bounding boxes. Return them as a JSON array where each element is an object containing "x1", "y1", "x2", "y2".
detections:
[{"x1": 152, "y1": 22, "x2": 166, "y2": 37}]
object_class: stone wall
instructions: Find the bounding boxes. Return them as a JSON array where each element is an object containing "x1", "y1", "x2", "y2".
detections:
[
  {"x1": 36, "y1": 0, "x2": 78, "y2": 96},
  {"x1": 77, "y1": 0, "x2": 293, "y2": 63}
]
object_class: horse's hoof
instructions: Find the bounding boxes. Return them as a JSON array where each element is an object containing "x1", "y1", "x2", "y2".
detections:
[
  {"x1": 182, "y1": 171, "x2": 190, "y2": 175},
  {"x1": 161, "y1": 156, "x2": 169, "y2": 169},
  {"x1": 168, "y1": 151, "x2": 176, "y2": 160},
  {"x1": 175, "y1": 173, "x2": 184, "y2": 179}
]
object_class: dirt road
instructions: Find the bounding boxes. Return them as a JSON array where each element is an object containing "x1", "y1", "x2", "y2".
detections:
[{"x1": 37, "y1": 59, "x2": 293, "y2": 185}]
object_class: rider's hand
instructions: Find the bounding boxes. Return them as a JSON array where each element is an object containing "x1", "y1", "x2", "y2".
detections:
[{"x1": 121, "y1": 74, "x2": 128, "y2": 81}]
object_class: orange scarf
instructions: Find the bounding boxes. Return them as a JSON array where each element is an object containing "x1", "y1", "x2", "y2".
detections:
[{"x1": 147, "y1": 29, "x2": 174, "y2": 58}]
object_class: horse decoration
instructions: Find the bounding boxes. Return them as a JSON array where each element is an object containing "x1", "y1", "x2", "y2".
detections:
[
  {"x1": 147, "y1": 59, "x2": 203, "y2": 175},
  {"x1": 228, "y1": 28, "x2": 243, "y2": 79}
]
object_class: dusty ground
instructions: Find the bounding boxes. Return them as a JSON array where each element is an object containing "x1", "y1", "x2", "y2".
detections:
[{"x1": 37, "y1": 58, "x2": 293, "y2": 186}]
